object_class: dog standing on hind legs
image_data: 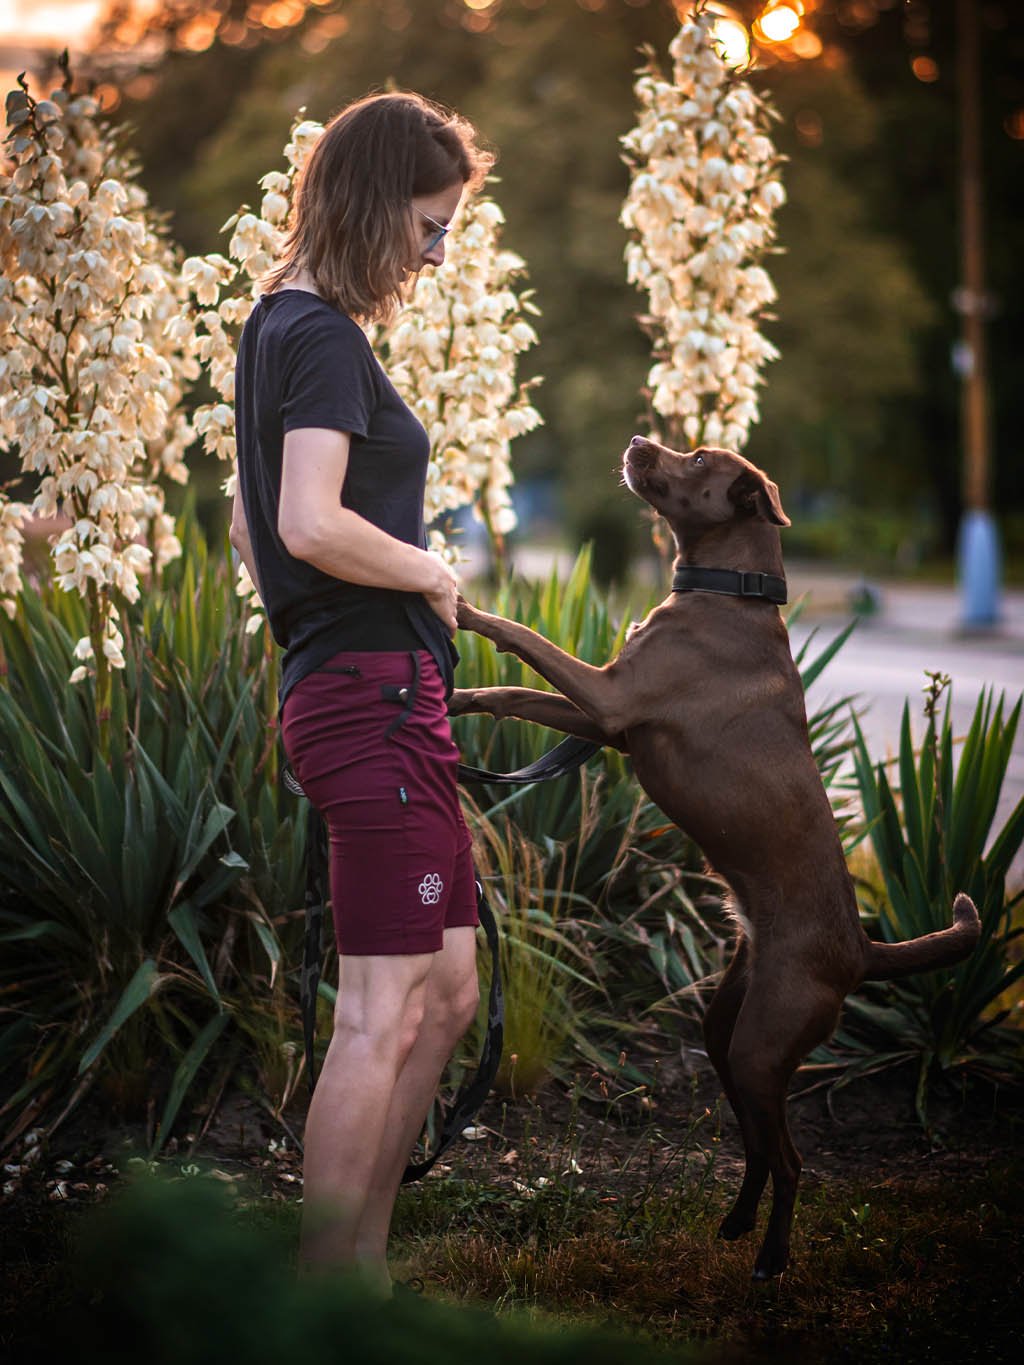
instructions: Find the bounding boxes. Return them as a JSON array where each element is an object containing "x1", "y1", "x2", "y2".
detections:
[{"x1": 450, "y1": 435, "x2": 981, "y2": 1280}]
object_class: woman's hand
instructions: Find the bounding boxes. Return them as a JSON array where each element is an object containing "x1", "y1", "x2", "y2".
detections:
[{"x1": 423, "y1": 553, "x2": 458, "y2": 635}]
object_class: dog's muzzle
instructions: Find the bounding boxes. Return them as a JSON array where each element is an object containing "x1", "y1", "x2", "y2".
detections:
[{"x1": 623, "y1": 435, "x2": 664, "y2": 497}]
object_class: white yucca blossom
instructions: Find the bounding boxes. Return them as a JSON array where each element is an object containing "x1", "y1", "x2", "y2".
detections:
[
  {"x1": 183, "y1": 111, "x2": 541, "y2": 631},
  {"x1": 0, "y1": 76, "x2": 200, "y2": 679},
  {"x1": 0, "y1": 499, "x2": 28, "y2": 619},
  {"x1": 621, "y1": 5, "x2": 784, "y2": 450}
]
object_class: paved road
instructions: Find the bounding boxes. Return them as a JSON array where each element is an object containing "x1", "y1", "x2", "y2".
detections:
[
  {"x1": 462, "y1": 546, "x2": 1024, "y2": 888},
  {"x1": 786, "y1": 569, "x2": 1024, "y2": 890}
]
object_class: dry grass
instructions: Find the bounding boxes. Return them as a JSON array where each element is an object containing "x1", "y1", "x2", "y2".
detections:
[{"x1": 393, "y1": 1159, "x2": 1022, "y2": 1358}]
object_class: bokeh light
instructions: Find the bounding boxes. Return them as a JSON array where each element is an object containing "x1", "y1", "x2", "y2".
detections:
[
  {"x1": 911, "y1": 54, "x2": 940, "y2": 83},
  {"x1": 794, "y1": 107, "x2": 824, "y2": 146},
  {"x1": 699, "y1": 5, "x2": 752, "y2": 69},
  {"x1": 789, "y1": 27, "x2": 822, "y2": 59},
  {"x1": 0, "y1": 0, "x2": 101, "y2": 44},
  {"x1": 758, "y1": 2, "x2": 804, "y2": 45},
  {"x1": 711, "y1": 17, "x2": 751, "y2": 68}
]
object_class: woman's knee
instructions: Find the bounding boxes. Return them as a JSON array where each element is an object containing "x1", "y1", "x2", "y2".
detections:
[
  {"x1": 331, "y1": 964, "x2": 430, "y2": 1065},
  {"x1": 429, "y1": 970, "x2": 479, "y2": 1048},
  {"x1": 457, "y1": 973, "x2": 481, "y2": 1032}
]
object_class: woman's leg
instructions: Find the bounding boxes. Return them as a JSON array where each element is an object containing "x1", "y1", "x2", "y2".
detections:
[
  {"x1": 299, "y1": 948, "x2": 435, "y2": 1280},
  {"x1": 285, "y1": 652, "x2": 480, "y2": 1281},
  {"x1": 353, "y1": 924, "x2": 479, "y2": 1271}
]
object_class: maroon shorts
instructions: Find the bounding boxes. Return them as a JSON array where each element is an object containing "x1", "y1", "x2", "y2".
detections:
[{"x1": 280, "y1": 650, "x2": 477, "y2": 956}]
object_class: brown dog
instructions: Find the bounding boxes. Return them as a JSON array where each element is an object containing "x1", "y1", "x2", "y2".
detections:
[{"x1": 451, "y1": 435, "x2": 980, "y2": 1279}]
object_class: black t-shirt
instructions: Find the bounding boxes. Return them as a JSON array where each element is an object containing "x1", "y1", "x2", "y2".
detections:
[{"x1": 234, "y1": 288, "x2": 456, "y2": 705}]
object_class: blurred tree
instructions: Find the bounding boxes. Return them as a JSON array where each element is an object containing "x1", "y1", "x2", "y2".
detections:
[
  {"x1": 462, "y1": 0, "x2": 677, "y2": 582},
  {"x1": 98, "y1": 0, "x2": 1022, "y2": 565},
  {"x1": 177, "y1": 1, "x2": 490, "y2": 233},
  {"x1": 795, "y1": 0, "x2": 1024, "y2": 553},
  {"x1": 751, "y1": 59, "x2": 935, "y2": 520}
]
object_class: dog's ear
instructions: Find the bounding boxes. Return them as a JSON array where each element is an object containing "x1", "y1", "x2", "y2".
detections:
[{"x1": 727, "y1": 468, "x2": 790, "y2": 526}]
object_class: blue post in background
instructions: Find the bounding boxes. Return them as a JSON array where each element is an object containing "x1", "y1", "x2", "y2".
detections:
[
  {"x1": 954, "y1": 0, "x2": 1001, "y2": 633},
  {"x1": 957, "y1": 508, "x2": 1000, "y2": 629}
]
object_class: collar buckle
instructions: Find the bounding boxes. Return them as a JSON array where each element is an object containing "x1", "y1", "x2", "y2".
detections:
[{"x1": 739, "y1": 571, "x2": 767, "y2": 597}]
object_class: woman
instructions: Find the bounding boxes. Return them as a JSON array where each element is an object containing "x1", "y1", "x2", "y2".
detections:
[{"x1": 229, "y1": 92, "x2": 493, "y2": 1287}]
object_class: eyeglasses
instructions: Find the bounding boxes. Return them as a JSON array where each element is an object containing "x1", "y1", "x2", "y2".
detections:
[{"x1": 413, "y1": 206, "x2": 449, "y2": 253}]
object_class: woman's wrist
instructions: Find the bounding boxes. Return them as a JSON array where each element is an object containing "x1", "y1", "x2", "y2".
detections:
[{"x1": 419, "y1": 548, "x2": 454, "y2": 596}]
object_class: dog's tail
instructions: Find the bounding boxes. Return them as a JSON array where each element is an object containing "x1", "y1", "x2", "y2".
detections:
[{"x1": 860, "y1": 892, "x2": 981, "y2": 982}]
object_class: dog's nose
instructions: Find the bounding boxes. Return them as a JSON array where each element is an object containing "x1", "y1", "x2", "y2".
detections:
[{"x1": 630, "y1": 434, "x2": 648, "y2": 447}]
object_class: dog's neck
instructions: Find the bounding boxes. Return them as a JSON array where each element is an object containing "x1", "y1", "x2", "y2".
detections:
[{"x1": 673, "y1": 519, "x2": 785, "y2": 579}]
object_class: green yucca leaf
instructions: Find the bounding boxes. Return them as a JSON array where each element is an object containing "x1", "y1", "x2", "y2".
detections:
[
  {"x1": 77, "y1": 958, "x2": 164, "y2": 1075},
  {"x1": 208, "y1": 685, "x2": 255, "y2": 789},
  {"x1": 131, "y1": 741, "x2": 190, "y2": 841},
  {"x1": 0, "y1": 748, "x2": 55, "y2": 860},
  {"x1": 150, "y1": 1009, "x2": 231, "y2": 1159},
  {"x1": 0, "y1": 915, "x2": 78, "y2": 947},
  {"x1": 900, "y1": 845, "x2": 935, "y2": 942},
  {"x1": 192, "y1": 850, "x2": 249, "y2": 909},
  {"x1": 55, "y1": 775, "x2": 128, "y2": 902},
  {"x1": 987, "y1": 797, "x2": 1024, "y2": 886},
  {"x1": 167, "y1": 902, "x2": 223, "y2": 1005},
  {"x1": 898, "y1": 705, "x2": 925, "y2": 861},
  {"x1": 248, "y1": 912, "x2": 281, "y2": 972},
  {"x1": 90, "y1": 758, "x2": 126, "y2": 896},
  {"x1": 794, "y1": 617, "x2": 858, "y2": 691},
  {"x1": 836, "y1": 682, "x2": 1024, "y2": 1117},
  {"x1": 172, "y1": 799, "x2": 236, "y2": 901}
]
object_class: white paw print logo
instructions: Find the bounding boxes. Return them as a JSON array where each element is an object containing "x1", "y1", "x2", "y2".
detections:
[{"x1": 418, "y1": 872, "x2": 444, "y2": 905}]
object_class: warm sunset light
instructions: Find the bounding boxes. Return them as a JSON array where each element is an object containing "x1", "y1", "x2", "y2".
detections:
[
  {"x1": 710, "y1": 16, "x2": 751, "y2": 68},
  {"x1": 0, "y1": 0, "x2": 101, "y2": 44},
  {"x1": 756, "y1": 1, "x2": 804, "y2": 46}
]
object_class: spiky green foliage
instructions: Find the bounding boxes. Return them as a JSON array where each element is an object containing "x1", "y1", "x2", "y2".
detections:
[
  {"x1": 0, "y1": 527, "x2": 869, "y2": 1150},
  {"x1": 821, "y1": 683, "x2": 1024, "y2": 1123},
  {"x1": 0, "y1": 509, "x2": 306, "y2": 1153}
]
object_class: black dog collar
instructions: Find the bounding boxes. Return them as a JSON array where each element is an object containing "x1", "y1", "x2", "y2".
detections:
[{"x1": 672, "y1": 566, "x2": 788, "y2": 605}]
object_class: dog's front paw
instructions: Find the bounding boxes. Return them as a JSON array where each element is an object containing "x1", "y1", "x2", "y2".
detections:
[
  {"x1": 447, "y1": 688, "x2": 476, "y2": 717},
  {"x1": 456, "y1": 594, "x2": 485, "y2": 632}
]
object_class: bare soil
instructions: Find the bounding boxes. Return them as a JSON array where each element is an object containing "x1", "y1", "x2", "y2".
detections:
[{"x1": 4, "y1": 1046, "x2": 1019, "y2": 1220}]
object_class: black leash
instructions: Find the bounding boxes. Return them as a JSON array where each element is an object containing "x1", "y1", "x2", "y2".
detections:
[
  {"x1": 284, "y1": 730, "x2": 599, "y2": 1183},
  {"x1": 401, "y1": 876, "x2": 503, "y2": 1183},
  {"x1": 456, "y1": 733, "x2": 600, "y2": 786}
]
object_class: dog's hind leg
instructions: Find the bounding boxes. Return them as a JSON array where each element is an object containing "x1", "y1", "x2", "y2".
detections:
[
  {"x1": 702, "y1": 936, "x2": 768, "y2": 1243},
  {"x1": 725, "y1": 970, "x2": 843, "y2": 1279}
]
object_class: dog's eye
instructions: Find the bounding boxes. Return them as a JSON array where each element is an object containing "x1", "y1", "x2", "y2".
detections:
[{"x1": 694, "y1": 454, "x2": 705, "y2": 467}]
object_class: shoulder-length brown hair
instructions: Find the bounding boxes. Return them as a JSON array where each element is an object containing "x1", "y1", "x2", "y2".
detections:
[{"x1": 263, "y1": 91, "x2": 493, "y2": 323}]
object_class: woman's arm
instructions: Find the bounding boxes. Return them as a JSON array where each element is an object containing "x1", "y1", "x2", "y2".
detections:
[
  {"x1": 229, "y1": 483, "x2": 263, "y2": 599},
  {"x1": 278, "y1": 426, "x2": 457, "y2": 633}
]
